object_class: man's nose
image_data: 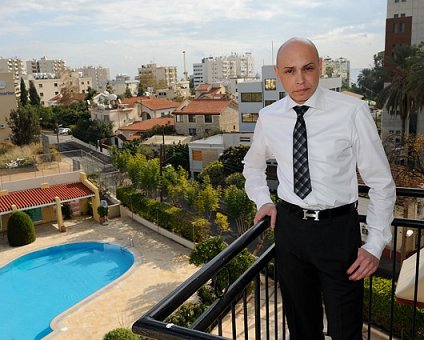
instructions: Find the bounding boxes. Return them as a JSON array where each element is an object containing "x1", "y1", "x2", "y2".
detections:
[{"x1": 295, "y1": 71, "x2": 305, "y2": 84}]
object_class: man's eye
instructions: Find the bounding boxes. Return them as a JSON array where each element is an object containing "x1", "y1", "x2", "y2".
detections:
[
  {"x1": 305, "y1": 66, "x2": 314, "y2": 72},
  {"x1": 285, "y1": 69, "x2": 293, "y2": 74}
]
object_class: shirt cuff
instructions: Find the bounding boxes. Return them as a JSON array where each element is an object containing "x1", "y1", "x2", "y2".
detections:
[
  {"x1": 255, "y1": 196, "x2": 273, "y2": 211},
  {"x1": 361, "y1": 225, "x2": 392, "y2": 259}
]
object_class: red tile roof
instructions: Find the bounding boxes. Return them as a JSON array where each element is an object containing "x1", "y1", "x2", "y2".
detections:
[
  {"x1": 173, "y1": 99, "x2": 237, "y2": 115},
  {"x1": 0, "y1": 182, "x2": 95, "y2": 214},
  {"x1": 119, "y1": 117, "x2": 174, "y2": 132},
  {"x1": 142, "y1": 98, "x2": 180, "y2": 110},
  {"x1": 121, "y1": 96, "x2": 179, "y2": 110}
]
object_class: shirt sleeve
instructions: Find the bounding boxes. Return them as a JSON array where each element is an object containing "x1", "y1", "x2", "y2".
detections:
[
  {"x1": 353, "y1": 102, "x2": 396, "y2": 259},
  {"x1": 243, "y1": 115, "x2": 274, "y2": 209}
]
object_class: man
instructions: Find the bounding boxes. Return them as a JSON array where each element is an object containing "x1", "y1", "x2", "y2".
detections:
[{"x1": 243, "y1": 38, "x2": 396, "y2": 340}]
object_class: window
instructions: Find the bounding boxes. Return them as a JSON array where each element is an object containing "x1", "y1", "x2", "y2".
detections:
[
  {"x1": 189, "y1": 128, "x2": 197, "y2": 136},
  {"x1": 401, "y1": 13, "x2": 405, "y2": 17},
  {"x1": 192, "y1": 150, "x2": 202, "y2": 161},
  {"x1": 81, "y1": 81, "x2": 85, "y2": 85},
  {"x1": 189, "y1": 115, "x2": 196, "y2": 123},
  {"x1": 264, "y1": 78, "x2": 277, "y2": 90},
  {"x1": 204, "y1": 115, "x2": 213, "y2": 123},
  {"x1": 240, "y1": 136, "x2": 251, "y2": 143},
  {"x1": 176, "y1": 115, "x2": 184, "y2": 123},
  {"x1": 55, "y1": 91, "x2": 59, "y2": 95},
  {"x1": 241, "y1": 92, "x2": 262, "y2": 102},
  {"x1": 400, "y1": 23, "x2": 405, "y2": 32},
  {"x1": 394, "y1": 14, "x2": 399, "y2": 18},
  {"x1": 394, "y1": 0, "x2": 399, "y2": 2},
  {"x1": 54, "y1": 82, "x2": 58, "y2": 87},
  {"x1": 265, "y1": 100, "x2": 276, "y2": 107},
  {"x1": 39, "y1": 92, "x2": 44, "y2": 97},
  {"x1": 393, "y1": 23, "x2": 399, "y2": 33},
  {"x1": 241, "y1": 113, "x2": 259, "y2": 123},
  {"x1": 38, "y1": 84, "x2": 43, "y2": 88},
  {"x1": 279, "y1": 92, "x2": 286, "y2": 99}
]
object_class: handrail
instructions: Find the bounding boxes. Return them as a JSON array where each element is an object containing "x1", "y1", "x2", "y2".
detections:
[{"x1": 133, "y1": 186, "x2": 424, "y2": 340}]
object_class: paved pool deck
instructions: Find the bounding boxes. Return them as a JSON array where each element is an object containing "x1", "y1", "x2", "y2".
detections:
[{"x1": 0, "y1": 216, "x2": 198, "y2": 340}]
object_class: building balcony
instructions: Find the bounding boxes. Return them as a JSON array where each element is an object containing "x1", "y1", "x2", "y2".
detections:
[{"x1": 132, "y1": 186, "x2": 424, "y2": 340}]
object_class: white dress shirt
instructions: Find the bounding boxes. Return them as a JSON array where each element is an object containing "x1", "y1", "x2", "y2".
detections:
[{"x1": 243, "y1": 87, "x2": 396, "y2": 259}]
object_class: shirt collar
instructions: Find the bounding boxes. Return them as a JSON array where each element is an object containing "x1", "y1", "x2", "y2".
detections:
[{"x1": 285, "y1": 86, "x2": 324, "y2": 113}]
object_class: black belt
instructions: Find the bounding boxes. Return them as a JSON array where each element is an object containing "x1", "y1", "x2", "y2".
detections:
[{"x1": 278, "y1": 200, "x2": 357, "y2": 221}]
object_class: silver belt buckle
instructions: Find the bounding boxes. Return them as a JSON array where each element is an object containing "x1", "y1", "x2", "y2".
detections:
[{"x1": 303, "y1": 209, "x2": 320, "y2": 221}]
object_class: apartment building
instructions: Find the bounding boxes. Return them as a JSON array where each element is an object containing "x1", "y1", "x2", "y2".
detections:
[
  {"x1": 193, "y1": 53, "x2": 255, "y2": 88},
  {"x1": 26, "y1": 71, "x2": 92, "y2": 106},
  {"x1": 74, "y1": 66, "x2": 110, "y2": 92},
  {"x1": 238, "y1": 65, "x2": 342, "y2": 132},
  {"x1": 26, "y1": 57, "x2": 66, "y2": 77},
  {"x1": 322, "y1": 56, "x2": 351, "y2": 87},
  {"x1": 156, "y1": 80, "x2": 190, "y2": 100},
  {"x1": 382, "y1": 0, "x2": 424, "y2": 138},
  {"x1": 108, "y1": 74, "x2": 139, "y2": 97},
  {"x1": 0, "y1": 57, "x2": 25, "y2": 94},
  {"x1": 137, "y1": 64, "x2": 177, "y2": 88},
  {"x1": 172, "y1": 99, "x2": 239, "y2": 138},
  {"x1": 0, "y1": 73, "x2": 17, "y2": 141}
]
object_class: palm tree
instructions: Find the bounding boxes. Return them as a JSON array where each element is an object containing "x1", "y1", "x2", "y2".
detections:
[
  {"x1": 378, "y1": 45, "x2": 418, "y2": 141},
  {"x1": 407, "y1": 43, "x2": 424, "y2": 110}
]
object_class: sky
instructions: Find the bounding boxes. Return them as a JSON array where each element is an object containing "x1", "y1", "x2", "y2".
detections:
[{"x1": 1, "y1": 0, "x2": 387, "y2": 80}]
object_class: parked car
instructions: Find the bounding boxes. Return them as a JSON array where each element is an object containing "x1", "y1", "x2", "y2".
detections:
[{"x1": 58, "y1": 127, "x2": 71, "y2": 135}]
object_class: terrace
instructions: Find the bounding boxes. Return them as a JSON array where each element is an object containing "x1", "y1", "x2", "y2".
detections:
[{"x1": 132, "y1": 185, "x2": 424, "y2": 340}]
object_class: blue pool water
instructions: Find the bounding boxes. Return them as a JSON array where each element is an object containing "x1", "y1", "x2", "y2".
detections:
[{"x1": 0, "y1": 242, "x2": 134, "y2": 340}]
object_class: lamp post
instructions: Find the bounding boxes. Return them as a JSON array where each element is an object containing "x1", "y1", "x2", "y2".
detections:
[{"x1": 56, "y1": 123, "x2": 62, "y2": 151}]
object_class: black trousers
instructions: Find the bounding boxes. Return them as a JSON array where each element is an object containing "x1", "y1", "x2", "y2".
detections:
[{"x1": 275, "y1": 202, "x2": 363, "y2": 340}]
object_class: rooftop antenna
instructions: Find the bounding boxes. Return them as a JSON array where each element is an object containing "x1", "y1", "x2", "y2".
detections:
[
  {"x1": 182, "y1": 51, "x2": 189, "y2": 81},
  {"x1": 272, "y1": 40, "x2": 274, "y2": 65}
]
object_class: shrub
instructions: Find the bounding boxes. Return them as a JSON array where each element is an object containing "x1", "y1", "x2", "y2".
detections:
[
  {"x1": 166, "y1": 302, "x2": 206, "y2": 328},
  {"x1": 7, "y1": 211, "x2": 36, "y2": 247},
  {"x1": 97, "y1": 205, "x2": 109, "y2": 218},
  {"x1": 103, "y1": 328, "x2": 139, "y2": 340},
  {"x1": 364, "y1": 276, "x2": 424, "y2": 339}
]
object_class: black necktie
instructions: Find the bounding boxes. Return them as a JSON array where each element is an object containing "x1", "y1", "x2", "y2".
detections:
[{"x1": 293, "y1": 105, "x2": 312, "y2": 199}]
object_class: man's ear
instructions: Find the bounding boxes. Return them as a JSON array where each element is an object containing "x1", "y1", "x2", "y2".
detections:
[{"x1": 318, "y1": 57, "x2": 323, "y2": 73}]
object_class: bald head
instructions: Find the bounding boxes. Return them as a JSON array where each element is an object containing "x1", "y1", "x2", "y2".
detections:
[
  {"x1": 276, "y1": 38, "x2": 320, "y2": 68},
  {"x1": 274, "y1": 37, "x2": 322, "y2": 104}
]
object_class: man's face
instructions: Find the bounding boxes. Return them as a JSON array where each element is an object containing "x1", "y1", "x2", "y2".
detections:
[{"x1": 274, "y1": 41, "x2": 322, "y2": 104}]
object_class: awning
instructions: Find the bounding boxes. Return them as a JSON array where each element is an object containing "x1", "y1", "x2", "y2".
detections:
[{"x1": 395, "y1": 247, "x2": 424, "y2": 308}]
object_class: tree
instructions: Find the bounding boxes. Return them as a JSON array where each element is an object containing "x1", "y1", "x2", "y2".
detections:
[
  {"x1": 85, "y1": 86, "x2": 96, "y2": 101},
  {"x1": 7, "y1": 105, "x2": 41, "y2": 146},
  {"x1": 357, "y1": 51, "x2": 385, "y2": 101},
  {"x1": 407, "y1": 43, "x2": 424, "y2": 110},
  {"x1": 106, "y1": 82, "x2": 113, "y2": 93},
  {"x1": 29, "y1": 80, "x2": 41, "y2": 105},
  {"x1": 223, "y1": 185, "x2": 255, "y2": 235},
  {"x1": 219, "y1": 145, "x2": 250, "y2": 176},
  {"x1": 198, "y1": 160, "x2": 225, "y2": 187},
  {"x1": 124, "y1": 85, "x2": 133, "y2": 98},
  {"x1": 137, "y1": 80, "x2": 145, "y2": 97},
  {"x1": 378, "y1": 45, "x2": 417, "y2": 139},
  {"x1": 19, "y1": 78, "x2": 28, "y2": 106},
  {"x1": 164, "y1": 143, "x2": 190, "y2": 172}
]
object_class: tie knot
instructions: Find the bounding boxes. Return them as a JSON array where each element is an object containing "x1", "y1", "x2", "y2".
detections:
[{"x1": 293, "y1": 105, "x2": 309, "y2": 117}]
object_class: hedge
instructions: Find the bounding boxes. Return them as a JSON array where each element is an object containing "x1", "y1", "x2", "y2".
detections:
[
  {"x1": 7, "y1": 211, "x2": 36, "y2": 247},
  {"x1": 364, "y1": 276, "x2": 424, "y2": 339},
  {"x1": 117, "y1": 186, "x2": 210, "y2": 242}
]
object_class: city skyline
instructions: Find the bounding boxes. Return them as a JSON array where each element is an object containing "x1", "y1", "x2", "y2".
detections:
[{"x1": 2, "y1": 0, "x2": 386, "y2": 79}]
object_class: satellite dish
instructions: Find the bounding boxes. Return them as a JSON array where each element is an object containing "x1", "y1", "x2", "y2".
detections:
[{"x1": 87, "y1": 100, "x2": 91, "y2": 105}]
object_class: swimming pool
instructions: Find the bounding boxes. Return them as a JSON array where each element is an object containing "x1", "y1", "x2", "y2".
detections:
[{"x1": 0, "y1": 242, "x2": 134, "y2": 340}]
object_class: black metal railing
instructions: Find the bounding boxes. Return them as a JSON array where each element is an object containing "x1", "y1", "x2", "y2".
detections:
[{"x1": 133, "y1": 186, "x2": 424, "y2": 340}]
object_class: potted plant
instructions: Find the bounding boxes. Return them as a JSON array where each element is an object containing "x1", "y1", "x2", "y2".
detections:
[{"x1": 97, "y1": 205, "x2": 109, "y2": 223}]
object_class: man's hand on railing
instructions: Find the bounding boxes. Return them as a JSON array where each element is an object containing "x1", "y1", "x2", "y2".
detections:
[
  {"x1": 346, "y1": 248, "x2": 379, "y2": 281},
  {"x1": 254, "y1": 203, "x2": 277, "y2": 230}
]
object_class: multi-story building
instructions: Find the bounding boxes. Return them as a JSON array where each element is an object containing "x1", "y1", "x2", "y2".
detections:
[
  {"x1": 0, "y1": 57, "x2": 25, "y2": 94},
  {"x1": 156, "y1": 80, "x2": 191, "y2": 100},
  {"x1": 137, "y1": 64, "x2": 177, "y2": 88},
  {"x1": 382, "y1": 0, "x2": 424, "y2": 138},
  {"x1": 25, "y1": 71, "x2": 92, "y2": 106},
  {"x1": 0, "y1": 73, "x2": 17, "y2": 141},
  {"x1": 74, "y1": 66, "x2": 110, "y2": 92},
  {"x1": 172, "y1": 98, "x2": 239, "y2": 138},
  {"x1": 238, "y1": 65, "x2": 342, "y2": 132},
  {"x1": 26, "y1": 57, "x2": 66, "y2": 77},
  {"x1": 322, "y1": 56, "x2": 351, "y2": 87},
  {"x1": 108, "y1": 74, "x2": 139, "y2": 97},
  {"x1": 193, "y1": 53, "x2": 255, "y2": 88}
]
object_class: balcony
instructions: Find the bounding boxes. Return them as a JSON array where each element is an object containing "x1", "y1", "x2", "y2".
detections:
[{"x1": 132, "y1": 186, "x2": 424, "y2": 339}]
